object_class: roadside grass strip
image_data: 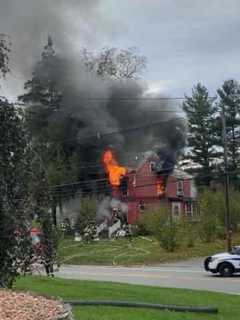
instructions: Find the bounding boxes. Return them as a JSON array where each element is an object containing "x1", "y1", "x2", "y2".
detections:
[
  {"x1": 14, "y1": 276, "x2": 240, "y2": 320},
  {"x1": 58, "y1": 235, "x2": 240, "y2": 266}
]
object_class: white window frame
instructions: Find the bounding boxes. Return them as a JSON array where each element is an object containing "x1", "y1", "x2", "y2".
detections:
[
  {"x1": 177, "y1": 180, "x2": 184, "y2": 196},
  {"x1": 185, "y1": 203, "x2": 193, "y2": 217}
]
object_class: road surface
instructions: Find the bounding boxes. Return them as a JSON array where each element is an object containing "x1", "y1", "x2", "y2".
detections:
[{"x1": 55, "y1": 259, "x2": 240, "y2": 295}]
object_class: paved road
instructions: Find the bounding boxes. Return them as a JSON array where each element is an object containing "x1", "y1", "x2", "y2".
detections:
[{"x1": 55, "y1": 259, "x2": 240, "y2": 295}]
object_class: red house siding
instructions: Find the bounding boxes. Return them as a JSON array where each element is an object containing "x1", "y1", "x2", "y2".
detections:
[{"x1": 121, "y1": 159, "x2": 195, "y2": 223}]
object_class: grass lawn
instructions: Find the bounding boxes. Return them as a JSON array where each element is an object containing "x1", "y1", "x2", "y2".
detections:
[
  {"x1": 58, "y1": 234, "x2": 240, "y2": 266},
  {"x1": 14, "y1": 276, "x2": 240, "y2": 320}
]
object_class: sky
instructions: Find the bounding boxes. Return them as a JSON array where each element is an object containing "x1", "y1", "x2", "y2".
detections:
[{"x1": 0, "y1": 0, "x2": 240, "y2": 100}]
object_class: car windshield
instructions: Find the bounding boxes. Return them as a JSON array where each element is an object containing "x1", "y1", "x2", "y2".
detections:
[{"x1": 230, "y1": 247, "x2": 240, "y2": 255}]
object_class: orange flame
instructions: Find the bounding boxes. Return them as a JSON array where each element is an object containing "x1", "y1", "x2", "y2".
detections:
[
  {"x1": 156, "y1": 177, "x2": 165, "y2": 196},
  {"x1": 102, "y1": 150, "x2": 127, "y2": 186}
]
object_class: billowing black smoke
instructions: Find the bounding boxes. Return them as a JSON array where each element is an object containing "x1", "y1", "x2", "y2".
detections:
[
  {"x1": 21, "y1": 51, "x2": 186, "y2": 178},
  {"x1": 45, "y1": 56, "x2": 186, "y2": 171},
  {"x1": 0, "y1": 0, "x2": 186, "y2": 179}
]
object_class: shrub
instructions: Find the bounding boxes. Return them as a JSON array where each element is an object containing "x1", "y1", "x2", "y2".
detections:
[
  {"x1": 216, "y1": 225, "x2": 226, "y2": 240},
  {"x1": 76, "y1": 196, "x2": 97, "y2": 233},
  {"x1": 140, "y1": 206, "x2": 179, "y2": 252},
  {"x1": 157, "y1": 219, "x2": 179, "y2": 252},
  {"x1": 178, "y1": 218, "x2": 197, "y2": 248}
]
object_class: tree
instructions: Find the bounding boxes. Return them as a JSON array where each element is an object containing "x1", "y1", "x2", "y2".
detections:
[
  {"x1": 19, "y1": 37, "x2": 70, "y2": 221},
  {"x1": 29, "y1": 154, "x2": 59, "y2": 271},
  {"x1": 82, "y1": 47, "x2": 147, "y2": 80},
  {"x1": 217, "y1": 79, "x2": 240, "y2": 187},
  {"x1": 0, "y1": 99, "x2": 32, "y2": 287},
  {"x1": 19, "y1": 36, "x2": 62, "y2": 140},
  {"x1": 183, "y1": 83, "x2": 218, "y2": 185},
  {"x1": 19, "y1": 37, "x2": 85, "y2": 201},
  {"x1": 0, "y1": 36, "x2": 33, "y2": 287},
  {"x1": 0, "y1": 34, "x2": 10, "y2": 78},
  {"x1": 76, "y1": 196, "x2": 97, "y2": 233}
]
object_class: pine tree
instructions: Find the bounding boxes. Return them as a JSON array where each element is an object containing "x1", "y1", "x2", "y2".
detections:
[
  {"x1": 19, "y1": 36, "x2": 62, "y2": 141},
  {"x1": 19, "y1": 37, "x2": 67, "y2": 223},
  {"x1": 217, "y1": 79, "x2": 240, "y2": 187},
  {"x1": 183, "y1": 83, "x2": 218, "y2": 185},
  {"x1": 0, "y1": 34, "x2": 10, "y2": 78}
]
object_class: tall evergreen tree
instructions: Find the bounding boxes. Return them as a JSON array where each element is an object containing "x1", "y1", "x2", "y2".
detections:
[
  {"x1": 19, "y1": 37, "x2": 69, "y2": 221},
  {"x1": 217, "y1": 79, "x2": 240, "y2": 187},
  {"x1": 0, "y1": 34, "x2": 10, "y2": 78},
  {"x1": 183, "y1": 83, "x2": 218, "y2": 185},
  {"x1": 19, "y1": 36, "x2": 62, "y2": 141},
  {"x1": 19, "y1": 37, "x2": 81, "y2": 188}
]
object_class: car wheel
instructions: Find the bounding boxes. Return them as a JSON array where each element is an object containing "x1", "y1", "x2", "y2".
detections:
[
  {"x1": 218, "y1": 263, "x2": 234, "y2": 277},
  {"x1": 204, "y1": 257, "x2": 211, "y2": 271}
]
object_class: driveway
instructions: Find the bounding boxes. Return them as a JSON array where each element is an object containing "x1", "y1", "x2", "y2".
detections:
[{"x1": 55, "y1": 259, "x2": 240, "y2": 295}]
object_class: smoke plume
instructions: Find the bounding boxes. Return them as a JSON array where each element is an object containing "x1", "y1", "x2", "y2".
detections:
[
  {"x1": 40, "y1": 54, "x2": 186, "y2": 170},
  {"x1": 0, "y1": 0, "x2": 186, "y2": 171}
]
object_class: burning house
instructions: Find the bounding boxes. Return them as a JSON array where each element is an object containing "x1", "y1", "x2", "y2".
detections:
[{"x1": 100, "y1": 148, "x2": 197, "y2": 232}]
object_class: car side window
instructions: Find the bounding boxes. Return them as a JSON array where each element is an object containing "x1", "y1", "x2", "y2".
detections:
[{"x1": 232, "y1": 247, "x2": 240, "y2": 255}]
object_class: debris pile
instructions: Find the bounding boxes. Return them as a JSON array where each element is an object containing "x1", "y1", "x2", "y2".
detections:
[{"x1": 0, "y1": 290, "x2": 72, "y2": 320}]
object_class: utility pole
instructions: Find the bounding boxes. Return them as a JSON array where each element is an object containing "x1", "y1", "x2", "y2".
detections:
[{"x1": 221, "y1": 109, "x2": 232, "y2": 252}]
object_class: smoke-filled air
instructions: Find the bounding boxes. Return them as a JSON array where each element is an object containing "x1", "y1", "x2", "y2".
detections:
[{"x1": 0, "y1": 0, "x2": 186, "y2": 171}]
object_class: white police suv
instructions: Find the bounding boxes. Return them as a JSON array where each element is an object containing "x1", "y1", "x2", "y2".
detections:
[{"x1": 204, "y1": 246, "x2": 240, "y2": 276}]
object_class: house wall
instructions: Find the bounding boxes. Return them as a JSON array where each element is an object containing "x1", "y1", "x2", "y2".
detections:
[
  {"x1": 166, "y1": 176, "x2": 192, "y2": 198},
  {"x1": 124, "y1": 160, "x2": 196, "y2": 224}
]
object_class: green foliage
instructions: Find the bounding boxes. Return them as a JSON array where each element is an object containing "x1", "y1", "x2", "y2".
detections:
[
  {"x1": 76, "y1": 197, "x2": 97, "y2": 232},
  {"x1": 178, "y1": 218, "x2": 197, "y2": 248},
  {"x1": 217, "y1": 79, "x2": 240, "y2": 185},
  {"x1": 198, "y1": 189, "x2": 221, "y2": 242},
  {"x1": 198, "y1": 188, "x2": 240, "y2": 241},
  {"x1": 183, "y1": 83, "x2": 219, "y2": 185},
  {"x1": 137, "y1": 209, "x2": 200, "y2": 250},
  {"x1": 0, "y1": 98, "x2": 32, "y2": 288},
  {"x1": 139, "y1": 206, "x2": 179, "y2": 252},
  {"x1": 0, "y1": 34, "x2": 10, "y2": 78},
  {"x1": 29, "y1": 151, "x2": 59, "y2": 268},
  {"x1": 228, "y1": 189, "x2": 240, "y2": 229},
  {"x1": 158, "y1": 219, "x2": 179, "y2": 252},
  {"x1": 198, "y1": 214, "x2": 218, "y2": 243},
  {"x1": 135, "y1": 215, "x2": 151, "y2": 236}
]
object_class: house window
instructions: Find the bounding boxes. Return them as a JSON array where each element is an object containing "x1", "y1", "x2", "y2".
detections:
[
  {"x1": 138, "y1": 201, "x2": 145, "y2": 211},
  {"x1": 177, "y1": 180, "x2": 184, "y2": 196},
  {"x1": 172, "y1": 202, "x2": 181, "y2": 217},
  {"x1": 185, "y1": 203, "x2": 193, "y2": 217},
  {"x1": 150, "y1": 162, "x2": 156, "y2": 172}
]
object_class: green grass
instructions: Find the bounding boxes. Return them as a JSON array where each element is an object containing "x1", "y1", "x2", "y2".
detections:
[
  {"x1": 58, "y1": 234, "x2": 240, "y2": 266},
  {"x1": 14, "y1": 276, "x2": 240, "y2": 320}
]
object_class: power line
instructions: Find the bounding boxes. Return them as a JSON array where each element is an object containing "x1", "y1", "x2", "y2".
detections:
[
  {"x1": 2, "y1": 169, "x2": 237, "y2": 203},
  {"x1": 45, "y1": 118, "x2": 186, "y2": 144},
  {"x1": 49, "y1": 172, "x2": 232, "y2": 197},
  {"x1": 17, "y1": 96, "x2": 217, "y2": 102}
]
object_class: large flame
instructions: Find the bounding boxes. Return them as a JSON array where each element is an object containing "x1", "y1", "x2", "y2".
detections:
[{"x1": 102, "y1": 150, "x2": 127, "y2": 186}]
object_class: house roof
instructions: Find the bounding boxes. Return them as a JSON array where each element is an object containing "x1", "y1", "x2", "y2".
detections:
[
  {"x1": 135, "y1": 157, "x2": 193, "y2": 180},
  {"x1": 171, "y1": 168, "x2": 193, "y2": 179}
]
